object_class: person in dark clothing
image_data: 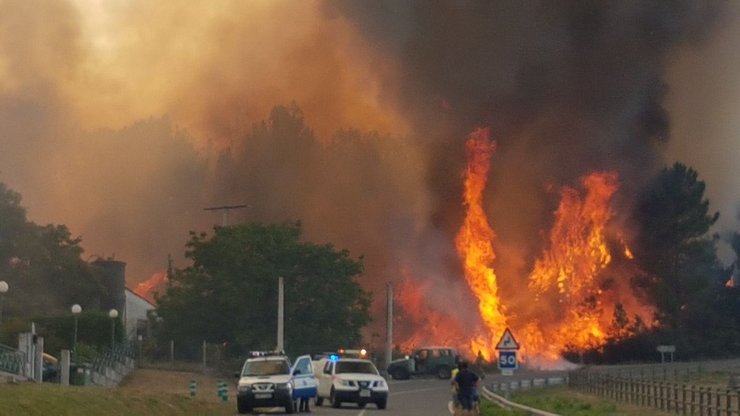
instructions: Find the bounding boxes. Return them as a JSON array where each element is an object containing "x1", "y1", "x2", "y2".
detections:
[
  {"x1": 453, "y1": 360, "x2": 479, "y2": 413},
  {"x1": 298, "y1": 396, "x2": 310, "y2": 413}
]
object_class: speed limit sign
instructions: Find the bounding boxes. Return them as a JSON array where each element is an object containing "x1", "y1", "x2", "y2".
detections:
[{"x1": 498, "y1": 351, "x2": 518, "y2": 370}]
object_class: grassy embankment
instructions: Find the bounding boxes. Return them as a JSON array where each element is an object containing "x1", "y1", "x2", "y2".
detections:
[
  {"x1": 0, "y1": 383, "x2": 234, "y2": 416},
  {"x1": 0, "y1": 383, "x2": 235, "y2": 416},
  {"x1": 479, "y1": 385, "x2": 673, "y2": 416},
  {"x1": 0, "y1": 367, "x2": 235, "y2": 416}
]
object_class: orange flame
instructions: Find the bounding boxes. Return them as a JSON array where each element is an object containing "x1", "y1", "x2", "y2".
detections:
[
  {"x1": 453, "y1": 127, "x2": 507, "y2": 360},
  {"x1": 133, "y1": 271, "x2": 168, "y2": 304},
  {"x1": 523, "y1": 172, "x2": 618, "y2": 357},
  {"x1": 393, "y1": 270, "x2": 468, "y2": 352},
  {"x1": 395, "y1": 128, "x2": 655, "y2": 366}
]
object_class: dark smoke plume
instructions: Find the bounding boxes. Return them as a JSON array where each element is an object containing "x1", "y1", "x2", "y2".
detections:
[{"x1": 324, "y1": 0, "x2": 724, "y2": 274}]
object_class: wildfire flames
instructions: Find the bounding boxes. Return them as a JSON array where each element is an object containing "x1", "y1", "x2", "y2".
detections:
[
  {"x1": 453, "y1": 128, "x2": 507, "y2": 360},
  {"x1": 396, "y1": 128, "x2": 654, "y2": 365},
  {"x1": 133, "y1": 271, "x2": 168, "y2": 304},
  {"x1": 394, "y1": 269, "x2": 469, "y2": 352}
]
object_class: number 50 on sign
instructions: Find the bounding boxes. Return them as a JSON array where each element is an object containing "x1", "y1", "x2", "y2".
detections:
[{"x1": 498, "y1": 350, "x2": 518, "y2": 370}]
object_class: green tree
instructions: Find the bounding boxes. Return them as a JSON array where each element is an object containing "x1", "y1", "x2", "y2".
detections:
[
  {"x1": 155, "y1": 222, "x2": 371, "y2": 358},
  {"x1": 631, "y1": 163, "x2": 724, "y2": 347},
  {"x1": 0, "y1": 183, "x2": 104, "y2": 319}
]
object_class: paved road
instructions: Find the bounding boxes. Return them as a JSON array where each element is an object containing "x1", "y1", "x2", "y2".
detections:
[
  {"x1": 241, "y1": 378, "x2": 455, "y2": 416},
  {"x1": 234, "y1": 369, "x2": 571, "y2": 415}
]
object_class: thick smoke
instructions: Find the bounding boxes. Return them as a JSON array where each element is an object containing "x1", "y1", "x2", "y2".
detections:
[
  {"x1": 0, "y1": 0, "x2": 732, "y2": 340},
  {"x1": 327, "y1": 1, "x2": 725, "y2": 279},
  {"x1": 665, "y1": 1, "x2": 740, "y2": 262}
]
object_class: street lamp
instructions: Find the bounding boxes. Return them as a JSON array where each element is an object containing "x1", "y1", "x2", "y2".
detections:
[
  {"x1": 0, "y1": 281, "x2": 8, "y2": 324},
  {"x1": 108, "y1": 309, "x2": 118, "y2": 349},
  {"x1": 71, "y1": 304, "x2": 82, "y2": 361}
]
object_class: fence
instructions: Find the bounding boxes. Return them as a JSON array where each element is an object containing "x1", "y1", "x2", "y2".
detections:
[
  {"x1": 87, "y1": 341, "x2": 137, "y2": 386},
  {"x1": 137, "y1": 339, "x2": 240, "y2": 376},
  {"x1": 570, "y1": 364, "x2": 740, "y2": 416},
  {"x1": 0, "y1": 343, "x2": 23, "y2": 376}
]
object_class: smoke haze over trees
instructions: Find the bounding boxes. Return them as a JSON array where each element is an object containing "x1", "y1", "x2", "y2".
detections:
[{"x1": 0, "y1": 183, "x2": 105, "y2": 318}]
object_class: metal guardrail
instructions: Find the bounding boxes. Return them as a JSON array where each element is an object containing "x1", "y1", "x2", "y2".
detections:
[
  {"x1": 486, "y1": 375, "x2": 568, "y2": 393},
  {"x1": 481, "y1": 385, "x2": 561, "y2": 416},
  {"x1": 0, "y1": 343, "x2": 24, "y2": 375},
  {"x1": 479, "y1": 373, "x2": 568, "y2": 415}
]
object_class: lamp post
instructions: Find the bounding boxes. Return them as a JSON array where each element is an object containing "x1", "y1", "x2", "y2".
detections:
[
  {"x1": 0, "y1": 280, "x2": 8, "y2": 324},
  {"x1": 108, "y1": 309, "x2": 118, "y2": 349},
  {"x1": 71, "y1": 304, "x2": 82, "y2": 361}
]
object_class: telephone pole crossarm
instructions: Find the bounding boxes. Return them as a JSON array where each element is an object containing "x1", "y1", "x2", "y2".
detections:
[{"x1": 204, "y1": 204, "x2": 249, "y2": 226}]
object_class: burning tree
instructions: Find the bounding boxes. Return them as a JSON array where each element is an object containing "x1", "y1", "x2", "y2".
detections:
[{"x1": 394, "y1": 131, "x2": 736, "y2": 365}]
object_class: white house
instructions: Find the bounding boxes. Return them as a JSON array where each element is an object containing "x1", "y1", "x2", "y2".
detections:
[{"x1": 124, "y1": 289, "x2": 156, "y2": 339}]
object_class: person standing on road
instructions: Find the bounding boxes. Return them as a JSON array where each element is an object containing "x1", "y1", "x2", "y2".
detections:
[
  {"x1": 450, "y1": 361, "x2": 461, "y2": 409},
  {"x1": 474, "y1": 350, "x2": 486, "y2": 379},
  {"x1": 297, "y1": 396, "x2": 310, "y2": 413},
  {"x1": 453, "y1": 360, "x2": 479, "y2": 415}
]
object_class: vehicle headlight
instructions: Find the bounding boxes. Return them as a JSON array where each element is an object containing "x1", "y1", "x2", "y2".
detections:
[
  {"x1": 337, "y1": 379, "x2": 355, "y2": 387},
  {"x1": 374, "y1": 380, "x2": 385, "y2": 388},
  {"x1": 238, "y1": 384, "x2": 252, "y2": 392},
  {"x1": 276, "y1": 382, "x2": 292, "y2": 391}
]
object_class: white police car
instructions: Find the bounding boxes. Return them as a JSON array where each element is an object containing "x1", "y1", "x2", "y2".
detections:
[
  {"x1": 314, "y1": 355, "x2": 388, "y2": 409},
  {"x1": 236, "y1": 351, "x2": 317, "y2": 414}
]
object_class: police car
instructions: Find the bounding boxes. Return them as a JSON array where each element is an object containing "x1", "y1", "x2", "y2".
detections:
[
  {"x1": 235, "y1": 351, "x2": 317, "y2": 414},
  {"x1": 313, "y1": 354, "x2": 388, "y2": 409}
]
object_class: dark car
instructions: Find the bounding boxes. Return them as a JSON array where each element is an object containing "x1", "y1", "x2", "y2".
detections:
[
  {"x1": 42, "y1": 353, "x2": 58, "y2": 382},
  {"x1": 386, "y1": 346, "x2": 460, "y2": 380}
]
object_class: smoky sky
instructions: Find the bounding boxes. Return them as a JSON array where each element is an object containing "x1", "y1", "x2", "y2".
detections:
[
  {"x1": 0, "y1": 0, "x2": 735, "y2": 331},
  {"x1": 326, "y1": 1, "x2": 725, "y2": 254}
]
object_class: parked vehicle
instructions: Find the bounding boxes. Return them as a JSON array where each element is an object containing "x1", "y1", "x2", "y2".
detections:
[
  {"x1": 235, "y1": 351, "x2": 316, "y2": 414},
  {"x1": 314, "y1": 356, "x2": 388, "y2": 409},
  {"x1": 386, "y1": 346, "x2": 460, "y2": 380},
  {"x1": 42, "y1": 353, "x2": 58, "y2": 382}
]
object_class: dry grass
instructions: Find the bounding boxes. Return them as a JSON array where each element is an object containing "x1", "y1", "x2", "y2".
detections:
[
  {"x1": 119, "y1": 367, "x2": 234, "y2": 403},
  {"x1": 0, "y1": 367, "x2": 237, "y2": 415}
]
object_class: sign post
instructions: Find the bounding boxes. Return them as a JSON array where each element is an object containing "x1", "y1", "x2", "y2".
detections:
[
  {"x1": 495, "y1": 328, "x2": 520, "y2": 376},
  {"x1": 656, "y1": 345, "x2": 675, "y2": 363}
]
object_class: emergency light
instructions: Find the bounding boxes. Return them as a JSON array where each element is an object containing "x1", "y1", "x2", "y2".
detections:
[{"x1": 248, "y1": 350, "x2": 286, "y2": 358}]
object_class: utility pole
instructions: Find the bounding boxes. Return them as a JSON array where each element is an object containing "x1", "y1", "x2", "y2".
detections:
[
  {"x1": 277, "y1": 277, "x2": 284, "y2": 352},
  {"x1": 385, "y1": 282, "x2": 393, "y2": 370},
  {"x1": 204, "y1": 204, "x2": 249, "y2": 226}
]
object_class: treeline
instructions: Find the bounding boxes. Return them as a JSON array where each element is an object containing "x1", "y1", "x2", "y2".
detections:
[{"x1": 0, "y1": 183, "x2": 124, "y2": 356}]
